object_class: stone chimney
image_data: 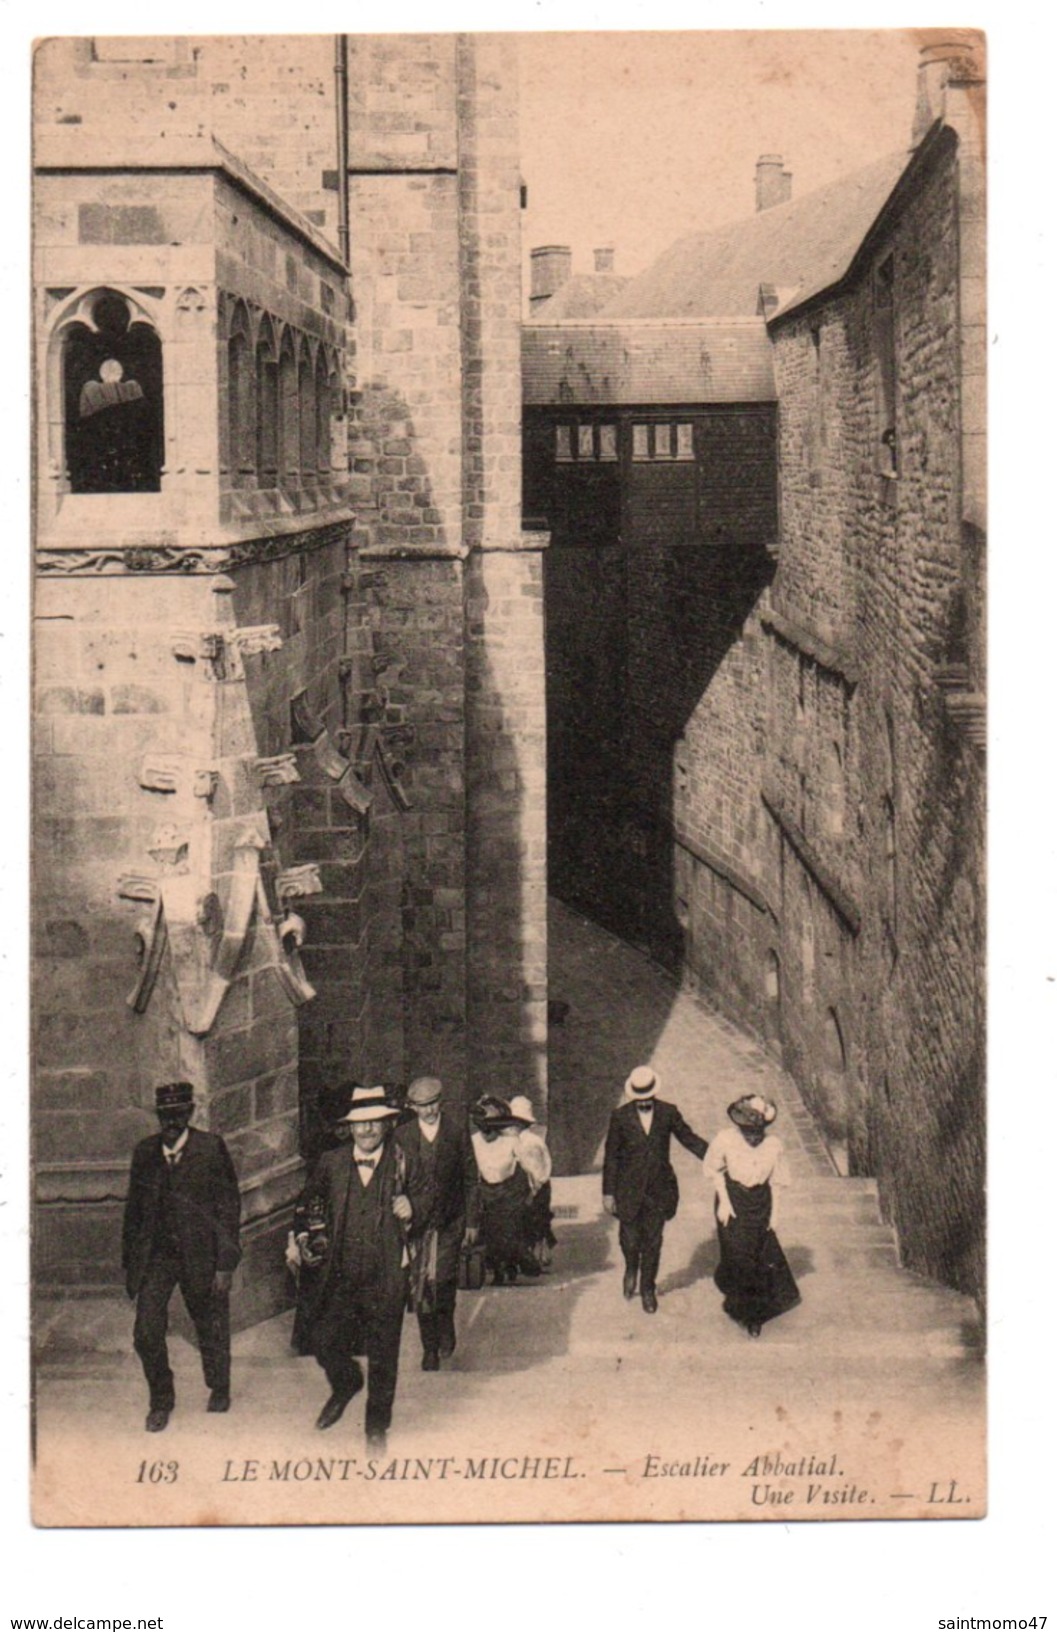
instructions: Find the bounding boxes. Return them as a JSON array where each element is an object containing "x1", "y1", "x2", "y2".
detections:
[
  {"x1": 755, "y1": 155, "x2": 792, "y2": 213},
  {"x1": 593, "y1": 246, "x2": 615, "y2": 274},
  {"x1": 530, "y1": 245, "x2": 572, "y2": 305},
  {"x1": 911, "y1": 32, "x2": 986, "y2": 144}
]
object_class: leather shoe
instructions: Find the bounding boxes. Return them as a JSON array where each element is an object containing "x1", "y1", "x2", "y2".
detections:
[
  {"x1": 316, "y1": 1392, "x2": 353, "y2": 1431},
  {"x1": 421, "y1": 1350, "x2": 440, "y2": 1372},
  {"x1": 641, "y1": 1289, "x2": 658, "y2": 1314},
  {"x1": 437, "y1": 1317, "x2": 456, "y2": 1359},
  {"x1": 623, "y1": 1269, "x2": 638, "y2": 1300},
  {"x1": 145, "y1": 1407, "x2": 171, "y2": 1432},
  {"x1": 316, "y1": 1361, "x2": 364, "y2": 1429},
  {"x1": 207, "y1": 1389, "x2": 230, "y2": 1413}
]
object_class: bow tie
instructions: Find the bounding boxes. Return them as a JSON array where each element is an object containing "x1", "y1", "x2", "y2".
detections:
[
  {"x1": 635, "y1": 1103, "x2": 654, "y2": 1114},
  {"x1": 355, "y1": 1157, "x2": 377, "y2": 1169}
]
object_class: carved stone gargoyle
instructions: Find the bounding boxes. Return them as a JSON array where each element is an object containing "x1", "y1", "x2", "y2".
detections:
[{"x1": 118, "y1": 829, "x2": 319, "y2": 1035}]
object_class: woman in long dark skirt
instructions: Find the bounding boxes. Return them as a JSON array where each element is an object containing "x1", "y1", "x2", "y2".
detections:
[
  {"x1": 703, "y1": 1094, "x2": 800, "y2": 1337},
  {"x1": 470, "y1": 1096, "x2": 539, "y2": 1285}
]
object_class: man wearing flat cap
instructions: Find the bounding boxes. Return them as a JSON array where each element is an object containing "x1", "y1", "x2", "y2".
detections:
[
  {"x1": 122, "y1": 1081, "x2": 242, "y2": 1432},
  {"x1": 602, "y1": 1066, "x2": 708, "y2": 1314},
  {"x1": 396, "y1": 1077, "x2": 480, "y2": 1371},
  {"x1": 294, "y1": 1083, "x2": 429, "y2": 1450}
]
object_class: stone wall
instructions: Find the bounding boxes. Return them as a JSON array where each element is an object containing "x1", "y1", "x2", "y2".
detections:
[
  {"x1": 32, "y1": 33, "x2": 545, "y2": 1314},
  {"x1": 34, "y1": 37, "x2": 339, "y2": 239},
  {"x1": 767, "y1": 123, "x2": 985, "y2": 1300},
  {"x1": 458, "y1": 36, "x2": 548, "y2": 1105},
  {"x1": 33, "y1": 573, "x2": 306, "y2": 1318},
  {"x1": 360, "y1": 554, "x2": 468, "y2": 1096},
  {"x1": 533, "y1": 406, "x2": 776, "y2": 1001},
  {"x1": 225, "y1": 526, "x2": 366, "y2": 1164}
]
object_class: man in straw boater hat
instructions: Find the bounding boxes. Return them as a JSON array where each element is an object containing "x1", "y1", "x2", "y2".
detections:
[
  {"x1": 602, "y1": 1066, "x2": 708, "y2": 1314},
  {"x1": 293, "y1": 1083, "x2": 429, "y2": 1451},
  {"x1": 395, "y1": 1076, "x2": 480, "y2": 1372},
  {"x1": 121, "y1": 1081, "x2": 242, "y2": 1433}
]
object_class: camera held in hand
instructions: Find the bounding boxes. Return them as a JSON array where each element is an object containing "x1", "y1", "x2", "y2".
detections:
[{"x1": 301, "y1": 1202, "x2": 329, "y2": 1268}]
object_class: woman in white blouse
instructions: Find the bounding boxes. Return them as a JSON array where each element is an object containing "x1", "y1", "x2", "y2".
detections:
[
  {"x1": 509, "y1": 1096, "x2": 556, "y2": 1270},
  {"x1": 702, "y1": 1094, "x2": 800, "y2": 1337},
  {"x1": 470, "y1": 1096, "x2": 540, "y2": 1285}
]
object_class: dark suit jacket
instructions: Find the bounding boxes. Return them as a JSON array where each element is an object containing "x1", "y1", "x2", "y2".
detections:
[
  {"x1": 602, "y1": 1099, "x2": 708, "y2": 1223},
  {"x1": 122, "y1": 1127, "x2": 242, "y2": 1297},
  {"x1": 295, "y1": 1134, "x2": 430, "y2": 1319},
  {"x1": 395, "y1": 1112, "x2": 481, "y2": 1233}
]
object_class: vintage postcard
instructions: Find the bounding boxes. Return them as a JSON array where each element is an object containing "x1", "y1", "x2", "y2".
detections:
[{"x1": 30, "y1": 28, "x2": 985, "y2": 1527}]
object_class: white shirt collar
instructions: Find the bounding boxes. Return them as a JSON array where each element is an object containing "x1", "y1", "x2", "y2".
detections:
[
  {"x1": 162, "y1": 1127, "x2": 190, "y2": 1160},
  {"x1": 418, "y1": 1116, "x2": 441, "y2": 1143}
]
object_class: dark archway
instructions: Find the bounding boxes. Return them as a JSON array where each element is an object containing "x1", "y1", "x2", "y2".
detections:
[{"x1": 63, "y1": 290, "x2": 163, "y2": 493}]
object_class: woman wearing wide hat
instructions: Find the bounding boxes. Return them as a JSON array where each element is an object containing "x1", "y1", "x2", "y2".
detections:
[
  {"x1": 509, "y1": 1095, "x2": 556, "y2": 1271},
  {"x1": 470, "y1": 1096, "x2": 539, "y2": 1286},
  {"x1": 702, "y1": 1094, "x2": 800, "y2": 1337}
]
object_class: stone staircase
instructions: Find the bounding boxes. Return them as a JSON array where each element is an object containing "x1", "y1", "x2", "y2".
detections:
[
  {"x1": 542, "y1": 897, "x2": 983, "y2": 1376},
  {"x1": 474, "y1": 1166, "x2": 983, "y2": 1377}
]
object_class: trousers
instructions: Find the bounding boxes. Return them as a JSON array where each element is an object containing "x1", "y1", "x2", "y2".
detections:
[
  {"x1": 313, "y1": 1277, "x2": 406, "y2": 1439},
  {"x1": 133, "y1": 1250, "x2": 230, "y2": 1410},
  {"x1": 618, "y1": 1205, "x2": 667, "y2": 1294}
]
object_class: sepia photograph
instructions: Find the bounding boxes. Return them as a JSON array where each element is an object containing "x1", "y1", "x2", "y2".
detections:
[{"x1": 27, "y1": 25, "x2": 987, "y2": 1529}]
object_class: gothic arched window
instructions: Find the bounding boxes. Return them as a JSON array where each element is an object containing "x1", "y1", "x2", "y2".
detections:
[
  {"x1": 315, "y1": 350, "x2": 333, "y2": 475},
  {"x1": 63, "y1": 290, "x2": 163, "y2": 493},
  {"x1": 298, "y1": 346, "x2": 317, "y2": 481},
  {"x1": 278, "y1": 330, "x2": 300, "y2": 488},
  {"x1": 256, "y1": 319, "x2": 279, "y2": 487},
  {"x1": 227, "y1": 303, "x2": 256, "y2": 489}
]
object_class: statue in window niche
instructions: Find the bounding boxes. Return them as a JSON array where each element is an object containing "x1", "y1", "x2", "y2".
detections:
[
  {"x1": 64, "y1": 292, "x2": 164, "y2": 495},
  {"x1": 79, "y1": 356, "x2": 145, "y2": 418},
  {"x1": 76, "y1": 358, "x2": 154, "y2": 492}
]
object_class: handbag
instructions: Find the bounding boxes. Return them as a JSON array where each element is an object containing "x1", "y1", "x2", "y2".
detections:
[{"x1": 457, "y1": 1241, "x2": 487, "y2": 1292}]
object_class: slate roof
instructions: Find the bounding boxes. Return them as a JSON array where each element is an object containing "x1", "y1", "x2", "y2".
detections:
[
  {"x1": 598, "y1": 149, "x2": 913, "y2": 321},
  {"x1": 522, "y1": 319, "x2": 775, "y2": 406},
  {"x1": 530, "y1": 273, "x2": 631, "y2": 321}
]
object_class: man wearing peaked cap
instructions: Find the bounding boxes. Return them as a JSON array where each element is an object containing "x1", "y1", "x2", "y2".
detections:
[
  {"x1": 122, "y1": 1082, "x2": 242, "y2": 1433},
  {"x1": 293, "y1": 1083, "x2": 429, "y2": 1452},
  {"x1": 395, "y1": 1077, "x2": 480, "y2": 1371},
  {"x1": 602, "y1": 1066, "x2": 708, "y2": 1314}
]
